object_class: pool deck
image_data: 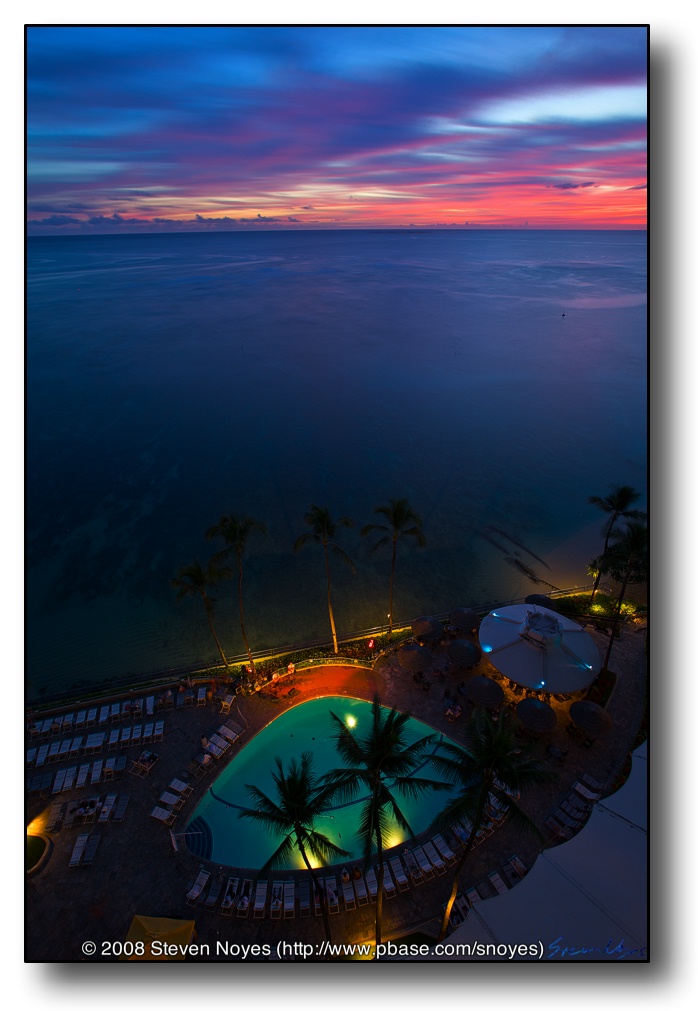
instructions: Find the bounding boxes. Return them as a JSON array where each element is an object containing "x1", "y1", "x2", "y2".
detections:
[{"x1": 25, "y1": 621, "x2": 647, "y2": 961}]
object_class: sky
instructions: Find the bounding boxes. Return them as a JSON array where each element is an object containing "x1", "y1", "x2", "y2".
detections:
[{"x1": 26, "y1": 25, "x2": 647, "y2": 233}]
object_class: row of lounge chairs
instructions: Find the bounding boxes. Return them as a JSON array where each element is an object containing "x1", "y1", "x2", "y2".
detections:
[
  {"x1": 545, "y1": 774, "x2": 605, "y2": 839},
  {"x1": 27, "y1": 756, "x2": 129, "y2": 798},
  {"x1": 28, "y1": 699, "x2": 158, "y2": 739},
  {"x1": 149, "y1": 776, "x2": 196, "y2": 827},
  {"x1": 27, "y1": 722, "x2": 165, "y2": 768},
  {"x1": 69, "y1": 831, "x2": 101, "y2": 867},
  {"x1": 44, "y1": 793, "x2": 130, "y2": 834},
  {"x1": 444, "y1": 854, "x2": 530, "y2": 931},
  {"x1": 191, "y1": 720, "x2": 246, "y2": 778}
]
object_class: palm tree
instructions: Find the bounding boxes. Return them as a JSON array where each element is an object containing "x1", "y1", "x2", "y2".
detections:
[
  {"x1": 599, "y1": 520, "x2": 648, "y2": 670},
  {"x1": 323, "y1": 694, "x2": 449, "y2": 947},
  {"x1": 237, "y1": 752, "x2": 348, "y2": 947},
  {"x1": 170, "y1": 558, "x2": 232, "y2": 669},
  {"x1": 361, "y1": 498, "x2": 426, "y2": 635},
  {"x1": 588, "y1": 486, "x2": 645, "y2": 604},
  {"x1": 428, "y1": 709, "x2": 554, "y2": 943},
  {"x1": 206, "y1": 513, "x2": 266, "y2": 674},
  {"x1": 294, "y1": 505, "x2": 355, "y2": 654}
]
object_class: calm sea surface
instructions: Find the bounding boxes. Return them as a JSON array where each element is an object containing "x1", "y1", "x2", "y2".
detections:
[{"x1": 26, "y1": 229, "x2": 646, "y2": 699}]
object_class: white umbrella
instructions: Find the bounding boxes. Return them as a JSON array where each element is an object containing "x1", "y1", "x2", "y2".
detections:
[{"x1": 478, "y1": 604, "x2": 600, "y2": 693}]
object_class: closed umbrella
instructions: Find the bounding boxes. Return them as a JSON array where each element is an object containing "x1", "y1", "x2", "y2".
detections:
[
  {"x1": 398, "y1": 643, "x2": 433, "y2": 672},
  {"x1": 569, "y1": 701, "x2": 613, "y2": 736},
  {"x1": 525, "y1": 594, "x2": 558, "y2": 612},
  {"x1": 450, "y1": 608, "x2": 480, "y2": 633},
  {"x1": 464, "y1": 675, "x2": 503, "y2": 708},
  {"x1": 448, "y1": 639, "x2": 483, "y2": 669},
  {"x1": 516, "y1": 697, "x2": 557, "y2": 733},
  {"x1": 411, "y1": 616, "x2": 443, "y2": 642}
]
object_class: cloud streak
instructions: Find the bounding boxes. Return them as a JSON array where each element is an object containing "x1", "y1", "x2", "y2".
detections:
[{"x1": 26, "y1": 26, "x2": 647, "y2": 232}]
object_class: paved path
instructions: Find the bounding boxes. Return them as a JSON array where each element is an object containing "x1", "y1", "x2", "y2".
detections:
[{"x1": 26, "y1": 622, "x2": 646, "y2": 962}]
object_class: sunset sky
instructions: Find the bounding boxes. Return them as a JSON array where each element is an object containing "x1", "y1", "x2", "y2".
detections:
[{"x1": 26, "y1": 25, "x2": 647, "y2": 233}]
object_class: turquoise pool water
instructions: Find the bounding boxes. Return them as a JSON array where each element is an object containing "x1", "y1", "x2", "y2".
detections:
[{"x1": 186, "y1": 697, "x2": 457, "y2": 869}]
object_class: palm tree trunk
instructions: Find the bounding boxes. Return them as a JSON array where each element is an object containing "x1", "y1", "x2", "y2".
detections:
[
  {"x1": 388, "y1": 538, "x2": 396, "y2": 635},
  {"x1": 374, "y1": 827, "x2": 384, "y2": 950},
  {"x1": 203, "y1": 597, "x2": 230, "y2": 669},
  {"x1": 237, "y1": 555, "x2": 255, "y2": 672},
  {"x1": 323, "y1": 543, "x2": 339, "y2": 653},
  {"x1": 297, "y1": 837, "x2": 333, "y2": 948},
  {"x1": 437, "y1": 793, "x2": 487, "y2": 943},
  {"x1": 591, "y1": 515, "x2": 618, "y2": 605}
]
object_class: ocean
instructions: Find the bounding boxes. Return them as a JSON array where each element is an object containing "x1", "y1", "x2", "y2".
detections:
[{"x1": 26, "y1": 229, "x2": 646, "y2": 700}]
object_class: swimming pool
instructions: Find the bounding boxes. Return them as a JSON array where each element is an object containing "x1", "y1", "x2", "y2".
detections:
[{"x1": 186, "y1": 697, "x2": 457, "y2": 868}]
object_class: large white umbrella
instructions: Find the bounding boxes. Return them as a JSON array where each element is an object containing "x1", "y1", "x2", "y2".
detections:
[{"x1": 478, "y1": 604, "x2": 600, "y2": 694}]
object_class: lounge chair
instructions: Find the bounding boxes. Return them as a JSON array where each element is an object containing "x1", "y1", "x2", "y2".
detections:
[
  {"x1": 325, "y1": 877, "x2": 339, "y2": 914},
  {"x1": 270, "y1": 881, "x2": 284, "y2": 919},
  {"x1": 253, "y1": 880, "x2": 268, "y2": 917},
  {"x1": 90, "y1": 760, "x2": 103, "y2": 785},
  {"x1": 226, "y1": 719, "x2": 245, "y2": 738},
  {"x1": 46, "y1": 802, "x2": 65, "y2": 833},
  {"x1": 381, "y1": 863, "x2": 397, "y2": 898},
  {"x1": 283, "y1": 881, "x2": 293, "y2": 922},
  {"x1": 341, "y1": 877, "x2": 356, "y2": 910},
  {"x1": 76, "y1": 764, "x2": 90, "y2": 789},
  {"x1": 298, "y1": 879, "x2": 311, "y2": 917},
  {"x1": 85, "y1": 707, "x2": 98, "y2": 727},
  {"x1": 423, "y1": 841, "x2": 446, "y2": 874},
  {"x1": 47, "y1": 741, "x2": 61, "y2": 764},
  {"x1": 98, "y1": 706, "x2": 110, "y2": 726},
  {"x1": 75, "y1": 710, "x2": 87, "y2": 730},
  {"x1": 197, "y1": 687, "x2": 207, "y2": 706},
  {"x1": 82, "y1": 833, "x2": 101, "y2": 866},
  {"x1": 390, "y1": 855, "x2": 411, "y2": 890},
  {"x1": 205, "y1": 875, "x2": 224, "y2": 910},
  {"x1": 51, "y1": 769, "x2": 67, "y2": 794},
  {"x1": 413, "y1": 845, "x2": 435, "y2": 879},
  {"x1": 62, "y1": 766, "x2": 77, "y2": 791},
  {"x1": 145, "y1": 696, "x2": 155, "y2": 716},
  {"x1": 284, "y1": 880, "x2": 296, "y2": 918},
  {"x1": 35, "y1": 744, "x2": 49, "y2": 768},
  {"x1": 353, "y1": 874, "x2": 369, "y2": 906},
  {"x1": 142, "y1": 722, "x2": 154, "y2": 744},
  {"x1": 364, "y1": 867, "x2": 378, "y2": 901},
  {"x1": 221, "y1": 877, "x2": 239, "y2": 915},
  {"x1": 69, "y1": 736, "x2": 83, "y2": 758},
  {"x1": 99, "y1": 794, "x2": 118, "y2": 823},
  {"x1": 58, "y1": 739, "x2": 71, "y2": 760},
  {"x1": 150, "y1": 805, "x2": 176, "y2": 827},
  {"x1": 153, "y1": 720, "x2": 164, "y2": 742},
  {"x1": 488, "y1": 871, "x2": 509, "y2": 895},
  {"x1": 432, "y1": 834, "x2": 457, "y2": 864},
  {"x1": 159, "y1": 790, "x2": 184, "y2": 811},
  {"x1": 169, "y1": 777, "x2": 193, "y2": 797},
  {"x1": 217, "y1": 724, "x2": 237, "y2": 743},
  {"x1": 186, "y1": 869, "x2": 210, "y2": 905},
  {"x1": 110, "y1": 703, "x2": 121, "y2": 723},
  {"x1": 113, "y1": 796, "x2": 130, "y2": 822},
  {"x1": 69, "y1": 833, "x2": 89, "y2": 867},
  {"x1": 131, "y1": 725, "x2": 142, "y2": 747},
  {"x1": 108, "y1": 730, "x2": 120, "y2": 752},
  {"x1": 465, "y1": 887, "x2": 481, "y2": 905},
  {"x1": 236, "y1": 879, "x2": 252, "y2": 917}
]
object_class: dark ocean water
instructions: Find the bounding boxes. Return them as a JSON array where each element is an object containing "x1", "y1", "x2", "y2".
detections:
[{"x1": 26, "y1": 229, "x2": 646, "y2": 699}]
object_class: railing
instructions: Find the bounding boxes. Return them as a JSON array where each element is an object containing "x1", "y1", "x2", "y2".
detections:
[{"x1": 28, "y1": 583, "x2": 599, "y2": 712}]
